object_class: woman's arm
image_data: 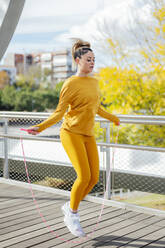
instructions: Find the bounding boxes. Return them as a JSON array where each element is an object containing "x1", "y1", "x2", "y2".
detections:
[
  {"x1": 30, "y1": 83, "x2": 72, "y2": 133},
  {"x1": 97, "y1": 105, "x2": 120, "y2": 125}
]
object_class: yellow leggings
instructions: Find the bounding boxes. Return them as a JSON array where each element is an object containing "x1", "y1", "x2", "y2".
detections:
[{"x1": 60, "y1": 128, "x2": 99, "y2": 211}]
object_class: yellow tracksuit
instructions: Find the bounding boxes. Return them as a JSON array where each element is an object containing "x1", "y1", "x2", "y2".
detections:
[{"x1": 32, "y1": 75, "x2": 120, "y2": 210}]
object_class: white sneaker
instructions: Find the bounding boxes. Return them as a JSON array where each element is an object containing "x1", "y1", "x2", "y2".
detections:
[
  {"x1": 62, "y1": 201, "x2": 77, "y2": 216},
  {"x1": 61, "y1": 202, "x2": 86, "y2": 237}
]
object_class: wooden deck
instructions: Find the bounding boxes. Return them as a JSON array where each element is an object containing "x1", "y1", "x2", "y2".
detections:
[{"x1": 1, "y1": 183, "x2": 165, "y2": 248}]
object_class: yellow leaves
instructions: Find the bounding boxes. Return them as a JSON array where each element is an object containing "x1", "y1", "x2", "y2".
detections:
[
  {"x1": 98, "y1": 2, "x2": 165, "y2": 118},
  {"x1": 155, "y1": 27, "x2": 160, "y2": 35},
  {"x1": 153, "y1": 7, "x2": 165, "y2": 22},
  {"x1": 107, "y1": 38, "x2": 116, "y2": 48},
  {"x1": 155, "y1": 42, "x2": 165, "y2": 55},
  {"x1": 151, "y1": 57, "x2": 160, "y2": 64},
  {"x1": 97, "y1": 64, "x2": 164, "y2": 118},
  {"x1": 106, "y1": 38, "x2": 119, "y2": 55},
  {"x1": 94, "y1": 2, "x2": 165, "y2": 147},
  {"x1": 156, "y1": 42, "x2": 165, "y2": 49},
  {"x1": 162, "y1": 23, "x2": 165, "y2": 33},
  {"x1": 140, "y1": 50, "x2": 150, "y2": 59},
  {"x1": 0, "y1": 70, "x2": 10, "y2": 89}
]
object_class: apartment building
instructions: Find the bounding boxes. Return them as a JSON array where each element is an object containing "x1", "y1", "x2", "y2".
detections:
[{"x1": 33, "y1": 49, "x2": 76, "y2": 83}]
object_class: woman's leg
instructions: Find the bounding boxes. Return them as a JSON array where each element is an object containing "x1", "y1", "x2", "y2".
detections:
[
  {"x1": 80, "y1": 135, "x2": 100, "y2": 200},
  {"x1": 60, "y1": 129, "x2": 91, "y2": 211}
]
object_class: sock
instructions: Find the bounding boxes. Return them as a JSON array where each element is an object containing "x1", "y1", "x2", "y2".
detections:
[{"x1": 69, "y1": 207, "x2": 78, "y2": 214}]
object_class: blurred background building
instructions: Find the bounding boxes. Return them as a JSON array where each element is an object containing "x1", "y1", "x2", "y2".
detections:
[
  {"x1": 0, "y1": 65, "x2": 16, "y2": 87},
  {"x1": 33, "y1": 49, "x2": 75, "y2": 83},
  {"x1": 3, "y1": 49, "x2": 76, "y2": 85}
]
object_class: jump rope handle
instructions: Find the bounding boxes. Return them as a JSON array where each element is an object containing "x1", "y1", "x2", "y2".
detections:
[{"x1": 20, "y1": 128, "x2": 34, "y2": 134}]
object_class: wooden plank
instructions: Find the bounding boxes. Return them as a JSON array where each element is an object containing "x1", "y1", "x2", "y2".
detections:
[
  {"x1": 97, "y1": 228, "x2": 165, "y2": 247},
  {"x1": 0, "y1": 200, "x2": 65, "y2": 235},
  {"x1": 55, "y1": 215, "x2": 163, "y2": 248},
  {"x1": 0, "y1": 192, "x2": 51, "y2": 212},
  {"x1": 0, "y1": 186, "x2": 47, "y2": 203},
  {"x1": 0, "y1": 205, "x2": 127, "y2": 247},
  {"x1": 0, "y1": 197, "x2": 92, "y2": 224},
  {"x1": 151, "y1": 219, "x2": 165, "y2": 227},
  {"x1": 81, "y1": 217, "x2": 165, "y2": 248},
  {"x1": 118, "y1": 227, "x2": 165, "y2": 248},
  {"x1": 0, "y1": 196, "x2": 65, "y2": 228},
  {"x1": 0, "y1": 194, "x2": 65, "y2": 223},
  {"x1": 0, "y1": 202, "x2": 108, "y2": 244},
  {"x1": 26, "y1": 211, "x2": 140, "y2": 248},
  {"x1": 18, "y1": 210, "x2": 142, "y2": 248},
  {"x1": 0, "y1": 183, "x2": 12, "y2": 190},
  {"x1": 0, "y1": 184, "x2": 32, "y2": 193},
  {"x1": 0, "y1": 193, "x2": 67, "y2": 219},
  {"x1": 142, "y1": 236, "x2": 165, "y2": 247},
  {"x1": 2, "y1": 208, "x2": 132, "y2": 248},
  {"x1": 0, "y1": 200, "x2": 96, "y2": 235},
  {"x1": 0, "y1": 185, "x2": 45, "y2": 205},
  {"x1": 0, "y1": 183, "x2": 165, "y2": 248}
]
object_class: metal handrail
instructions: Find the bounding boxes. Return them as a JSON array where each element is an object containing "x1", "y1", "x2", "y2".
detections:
[
  {"x1": 0, "y1": 112, "x2": 165, "y2": 199},
  {"x1": 0, "y1": 133, "x2": 164, "y2": 153},
  {"x1": 0, "y1": 112, "x2": 165, "y2": 125}
]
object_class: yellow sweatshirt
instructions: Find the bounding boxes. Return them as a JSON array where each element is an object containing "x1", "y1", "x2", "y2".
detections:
[{"x1": 32, "y1": 75, "x2": 120, "y2": 136}]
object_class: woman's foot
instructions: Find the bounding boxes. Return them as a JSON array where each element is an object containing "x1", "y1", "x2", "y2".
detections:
[{"x1": 61, "y1": 202, "x2": 86, "y2": 237}]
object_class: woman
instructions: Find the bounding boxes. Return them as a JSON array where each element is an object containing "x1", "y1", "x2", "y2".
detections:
[{"x1": 27, "y1": 39, "x2": 120, "y2": 237}]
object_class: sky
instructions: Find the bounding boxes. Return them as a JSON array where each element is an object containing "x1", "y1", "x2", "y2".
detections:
[{"x1": 0, "y1": 0, "x2": 154, "y2": 68}]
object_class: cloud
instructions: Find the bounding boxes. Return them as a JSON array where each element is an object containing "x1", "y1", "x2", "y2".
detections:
[
  {"x1": 64, "y1": 0, "x2": 153, "y2": 45},
  {"x1": 15, "y1": 12, "x2": 94, "y2": 34},
  {"x1": 48, "y1": 0, "x2": 154, "y2": 68},
  {"x1": 5, "y1": 0, "x2": 154, "y2": 69},
  {"x1": 20, "y1": 0, "x2": 100, "y2": 19}
]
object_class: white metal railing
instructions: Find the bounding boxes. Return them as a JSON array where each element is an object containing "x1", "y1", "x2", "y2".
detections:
[
  {"x1": 0, "y1": 112, "x2": 165, "y2": 200},
  {"x1": 0, "y1": 111, "x2": 165, "y2": 124}
]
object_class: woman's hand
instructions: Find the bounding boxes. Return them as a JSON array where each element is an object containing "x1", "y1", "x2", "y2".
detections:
[
  {"x1": 114, "y1": 117, "x2": 120, "y2": 126},
  {"x1": 115, "y1": 121, "x2": 120, "y2": 126},
  {"x1": 27, "y1": 126, "x2": 39, "y2": 135}
]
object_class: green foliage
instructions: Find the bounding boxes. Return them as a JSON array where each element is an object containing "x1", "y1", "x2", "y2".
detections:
[
  {"x1": 53, "y1": 81, "x2": 64, "y2": 98},
  {"x1": 94, "y1": 122, "x2": 106, "y2": 142},
  {"x1": 1, "y1": 85, "x2": 16, "y2": 110},
  {"x1": 0, "y1": 79, "x2": 64, "y2": 112},
  {"x1": 32, "y1": 89, "x2": 59, "y2": 112},
  {"x1": 14, "y1": 88, "x2": 33, "y2": 111},
  {"x1": 0, "y1": 63, "x2": 64, "y2": 112}
]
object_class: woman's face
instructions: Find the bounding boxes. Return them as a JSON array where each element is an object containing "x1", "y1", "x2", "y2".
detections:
[{"x1": 76, "y1": 51, "x2": 95, "y2": 74}]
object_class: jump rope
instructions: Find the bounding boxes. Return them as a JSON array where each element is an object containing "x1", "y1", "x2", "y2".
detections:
[{"x1": 20, "y1": 125, "x2": 119, "y2": 244}]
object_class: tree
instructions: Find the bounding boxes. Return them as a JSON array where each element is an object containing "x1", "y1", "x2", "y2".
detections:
[
  {"x1": 14, "y1": 88, "x2": 33, "y2": 111},
  {"x1": 32, "y1": 89, "x2": 59, "y2": 112},
  {"x1": 1, "y1": 85, "x2": 16, "y2": 110},
  {"x1": 94, "y1": 0, "x2": 165, "y2": 147},
  {"x1": 0, "y1": 79, "x2": 64, "y2": 112},
  {"x1": 0, "y1": 71, "x2": 10, "y2": 89}
]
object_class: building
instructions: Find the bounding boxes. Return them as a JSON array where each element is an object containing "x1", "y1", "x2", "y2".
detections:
[
  {"x1": 52, "y1": 49, "x2": 75, "y2": 82},
  {"x1": 33, "y1": 49, "x2": 76, "y2": 84},
  {"x1": 4, "y1": 53, "x2": 33, "y2": 74},
  {"x1": 4, "y1": 49, "x2": 76, "y2": 85},
  {"x1": 0, "y1": 65, "x2": 16, "y2": 86}
]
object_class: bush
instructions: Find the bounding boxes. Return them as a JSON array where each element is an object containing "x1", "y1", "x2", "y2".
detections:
[{"x1": 0, "y1": 80, "x2": 64, "y2": 112}]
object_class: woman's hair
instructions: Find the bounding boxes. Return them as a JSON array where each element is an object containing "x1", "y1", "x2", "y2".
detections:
[{"x1": 72, "y1": 39, "x2": 93, "y2": 61}]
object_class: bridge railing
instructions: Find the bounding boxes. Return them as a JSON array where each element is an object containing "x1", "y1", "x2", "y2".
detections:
[{"x1": 0, "y1": 111, "x2": 165, "y2": 203}]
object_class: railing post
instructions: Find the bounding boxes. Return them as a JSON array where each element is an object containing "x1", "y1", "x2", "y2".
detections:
[
  {"x1": 3, "y1": 118, "x2": 9, "y2": 179},
  {"x1": 100, "y1": 121, "x2": 111, "y2": 199}
]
